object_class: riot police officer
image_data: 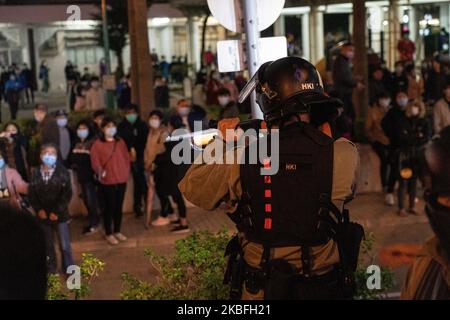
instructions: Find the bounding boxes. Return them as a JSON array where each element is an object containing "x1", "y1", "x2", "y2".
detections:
[{"x1": 179, "y1": 57, "x2": 360, "y2": 300}]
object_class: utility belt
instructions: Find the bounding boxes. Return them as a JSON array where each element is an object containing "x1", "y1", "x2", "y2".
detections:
[
  {"x1": 225, "y1": 194, "x2": 364, "y2": 300},
  {"x1": 223, "y1": 235, "x2": 355, "y2": 300}
]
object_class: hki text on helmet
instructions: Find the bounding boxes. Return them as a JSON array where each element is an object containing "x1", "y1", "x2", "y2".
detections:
[{"x1": 239, "y1": 57, "x2": 343, "y2": 126}]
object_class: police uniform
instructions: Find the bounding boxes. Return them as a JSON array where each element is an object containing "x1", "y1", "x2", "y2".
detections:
[{"x1": 179, "y1": 57, "x2": 360, "y2": 300}]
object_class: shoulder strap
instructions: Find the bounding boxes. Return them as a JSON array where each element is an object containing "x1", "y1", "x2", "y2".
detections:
[{"x1": 101, "y1": 141, "x2": 117, "y2": 169}]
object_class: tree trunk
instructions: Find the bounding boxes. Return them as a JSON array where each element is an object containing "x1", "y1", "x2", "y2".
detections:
[
  {"x1": 128, "y1": 0, "x2": 155, "y2": 116},
  {"x1": 200, "y1": 13, "x2": 210, "y2": 69}
]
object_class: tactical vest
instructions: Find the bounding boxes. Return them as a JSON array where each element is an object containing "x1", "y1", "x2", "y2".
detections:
[{"x1": 240, "y1": 122, "x2": 334, "y2": 247}]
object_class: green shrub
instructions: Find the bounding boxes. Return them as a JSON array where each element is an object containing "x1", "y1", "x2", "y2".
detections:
[
  {"x1": 46, "y1": 253, "x2": 105, "y2": 300},
  {"x1": 354, "y1": 233, "x2": 396, "y2": 300},
  {"x1": 121, "y1": 229, "x2": 232, "y2": 300},
  {"x1": 121, "y1": 230, "x2": 395, "y2": 300}
]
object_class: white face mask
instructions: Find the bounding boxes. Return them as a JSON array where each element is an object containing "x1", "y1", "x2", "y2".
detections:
[
  {"x1": 149, "y1": 119, "x2": 161, "y2": 129},
  {"x1": 91, "y1": 82, "x2": 99, "y2": 88},
  {"x1": 218, "y1": 96, "x2": 231, "y2": 107},
  {"x1": 379, "y1": 99, "x2": 391, "y2": 109},
  {"x1": 397, "y1": 97, "x2": 409, "y2": 108},
  {"x1": 57, "y1": 118, "x2": 68, "y2": 127},
  {"x1": 178, "y1": 107, "x2": 190, "y2": 117},
  {"x1": 411, "y1": 106, "x2": 420, "y2": 117}
]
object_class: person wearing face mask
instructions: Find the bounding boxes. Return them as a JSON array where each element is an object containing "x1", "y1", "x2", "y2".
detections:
[
  {"x1": 91, "y1": 117, "x2": 130, "y2": 245},
  {"x1": 70, "y1": 120, "x2": 101, "y2": 235},
  {"x1": 222, "y1": 73, "x2": 240, "y2": 102},
  {"x1": 206, "y1": 70, "x2": 223, "y2": 106},
  {"x1": 395, "y1": 101, "x2": 430, "y2": 217},
  {"x1": 28, "y1": 144, "x2": 74, "y2": 274},
  {"x1": 389, "y1": 61, "x2": 409, "y2": 99},
  {"x1": 382, "y1": 91, "x2": 410, "y2": 207},
  {"x1": 143, "y1": 110, "x2": 175, "y2": 228},
  {"x1": 365, "y1": 92, "x2": 392, "y2": 192},
  {"x1": 4, "y1": 73, "x2": 23, "y2": 120},
  {"x1": 55, "y1": 110, "x2": 74, "y2": 168},
  {"x1": 176, "y1": 99, "x2": 209, "y2": 132},
  {"x1": 0, "y1": 148, "x2": 28, "y2": 209},
  {"x1": 332, "y1": 42, "x2": 364, "y2": 139},
  {"x1": 0, "y1": 122, "x2": 29, "y2": 181},
  {"x1": 217, "y1": 88, "x2": 240, "y2": 121},
  {"x1": 118, "y1": 104, "x2": 149, "y2": 217},
  {"x1": 433, "y1": 84, "x2": 450, "y2": 134},
  {"x1": 33, "y1": 104, "x2": 60, "y2": 166},
  {"x1": 86, "y1": 76, "x2": 105, "y2": 111}
]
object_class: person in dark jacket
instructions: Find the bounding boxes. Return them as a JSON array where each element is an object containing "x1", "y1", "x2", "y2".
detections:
[
  {"x1": 332, "y1": 42, "x2": 364, "y2": 138},
  {"x1": 153, "y1": 115, "x2": 190, "y2": 233},
  {"x1": 118, "y1": 104, "x2": 149, "y2": 217},
  {"x1": 154, "y1": 76, "x2": 170, "y2": 109},
  {"x1": 21, "y1": 63, "x2": 35, "y2": 104},
  {"x1": 396, "y1": 101, "x2": 431, "y2": 216},
  {"x1": 71, "y1": 120, "x2": 101, "y2": 235},
  {"x1": 217, "y1": 87, "x2": 240, "y2": 120},
  {"x1": 425, "y1": 58, "x2": 447, "y2": 104},
  {"x1": 0, "y1": 122, "x2": 29, "y2": 181},
  {"x1": 389, "y1": 61, "x2": 409, "y2": 98},
  {"x1": 116, "y1": 76, "x2": 132, "y2": 110},
  {"x1": 382, "y1": 90, "x2": 410, "y2": 207},
  {"x1": 4, "y1": 74, "x2": 22, "y2": 120},
  {"x1": 28, "y1": 144, "x2": 74, "y2": 274},
  {"x1": 34, "y1": 103, "x2": 60, "y2": 147},
  {"x1": 176, "y1": 99, "x2": 209, "y2": 132},
  {"x1": 0, "y1": 203, "x2": 47, "y2": 300},
  {"x1": 368, "y1": 67, "x2": 389, "y2": 106}
]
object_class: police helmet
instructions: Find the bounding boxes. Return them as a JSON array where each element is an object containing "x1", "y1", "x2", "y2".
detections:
[{"x1": 239, "y1": 57, "x2": 343, "y2": 125}]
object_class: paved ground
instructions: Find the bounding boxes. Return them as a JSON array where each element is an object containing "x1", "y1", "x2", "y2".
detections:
[{"x1": 65, "y1": 192, "x2": 433, "y2": 300}]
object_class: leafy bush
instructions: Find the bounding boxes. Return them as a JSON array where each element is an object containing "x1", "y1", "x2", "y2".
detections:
[
  {"x1": 46, "y1": 253, "x2": 105, "y2": 300},
  {"x1": 354, "y1": 233, "x2": 396, "y2": 300},
  {"x1": 121, "y1": 229, "x2": 231, "y2": 300},
  {"x1": 121, "y1": 230, "x2": 395, "y2": 300}
]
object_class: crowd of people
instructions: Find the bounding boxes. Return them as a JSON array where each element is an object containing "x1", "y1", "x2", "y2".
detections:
[
  {"x1": 1, "y1": 39, "x2": 449, "y2": 290},
  {"x1": 0, "y1": 96, "x2": 230, "y2": 273},
  {"x1": 318, "y1": 40, "x2": 450, "y2": 217},
  {"x1": 0, "y1": 63, "x2": 36, "y2": 121}
]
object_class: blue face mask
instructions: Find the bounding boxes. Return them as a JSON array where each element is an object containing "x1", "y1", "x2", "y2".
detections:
[
  {"x1": 57, "y1": 118, "x2": 68, "y2": 127},
  {"x1": 105, "y1": 127, "x2": 117, "y2": 138},
  {"x1": 77, "y1": 129, "x2": 89, "y2": 140},
  {"x1": 126, "y1": 114, "x2": 138, "y2": 124},
  {"x1": 0, "y1": 159, "x2": 5, "y2": 169},
  {"x1": 42, "y1": 154, "x2": 57, "y2": 167}
]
